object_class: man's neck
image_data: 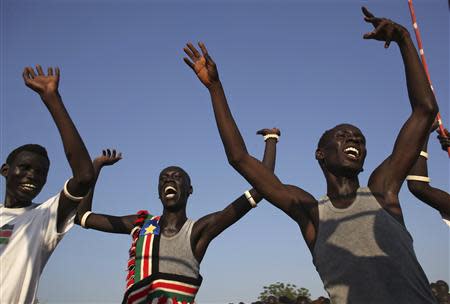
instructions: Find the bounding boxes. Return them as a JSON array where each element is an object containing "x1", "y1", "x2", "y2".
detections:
[
  {"x1": 3, "y1": 194, "x2": 32, "y2": 209},
  {"x1": 159, "y1": 208, "x2": 188, "y2": 237},
  {"x1": 325, "y1": 173, "x2": 360, "y2": 208}
]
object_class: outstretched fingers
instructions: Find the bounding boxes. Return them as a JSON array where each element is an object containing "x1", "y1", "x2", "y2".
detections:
[
  {"x1": 198, "y1": 42, "x2": 215, "y2": 65},
  {"x1": 36, "y1": 65, "x2": 44, "y2": 76},
  {"x1": 183, "y1": 57, "x2": 195, "y2": 71}
]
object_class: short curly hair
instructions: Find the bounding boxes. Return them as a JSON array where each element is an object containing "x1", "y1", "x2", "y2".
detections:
[{"x1": 6, "y1": 144, "x2": 50, "y2": 165}]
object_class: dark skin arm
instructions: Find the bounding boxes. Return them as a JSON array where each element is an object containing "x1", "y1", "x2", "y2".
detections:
[
  {"x1": 190, "y1": 128, "x2": 279, "y2": 262},
  {"x1": 77, "y1": 149, "x2": 138, "y2": 234},
  {"x1": 407, "y1": 127, "x2": 450, "y2": 217},
  {"x1": 23, "y1": 66, "x2": 95, "y2": 233},
  {"x1": 184, "y1": 43, "x2": 318, "y2": 252},
  {"x1": 362, "y1": 8, "x2": 439, "y2": 223}
]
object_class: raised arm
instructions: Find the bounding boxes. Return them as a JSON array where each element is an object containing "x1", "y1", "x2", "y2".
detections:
[
  {"x1": 183, "y1": 43, "x2": 317, "y2": 225},
  {"x1": 407, "y1": 127, "x2": 450, "y2": 217},
  {"x1": 76, "y1": 149, "x2": 138, "y2": 234},
  {"x1": 191, "y1": 128, "x2": 280, "y2": 262},
  {"x1": 23, "y1": 66, "x2": 95, "y2": 232},
  {"x1": 363, "y1": 8, "x2": 439, "y2": 200}
]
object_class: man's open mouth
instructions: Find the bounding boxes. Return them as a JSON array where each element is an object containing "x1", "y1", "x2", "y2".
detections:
[
  {"x1": 164, "y1": 186, "x2": 177, "y2": 199},
  {"x1": 344, "y1": 146, "x2": 360, "y2": 160}
]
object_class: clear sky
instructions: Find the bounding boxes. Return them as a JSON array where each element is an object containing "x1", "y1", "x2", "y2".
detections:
[{"x1": 1, "y1": 0, "x2": 449, "y2": 303}]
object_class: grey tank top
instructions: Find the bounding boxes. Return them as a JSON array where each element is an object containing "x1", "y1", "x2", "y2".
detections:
[
  {"x1": 159, "y1": 219, "x2": 200, "y2": 279},
  {"x1": 313, "y1": 187, "x2": 436, "y2": 304}
]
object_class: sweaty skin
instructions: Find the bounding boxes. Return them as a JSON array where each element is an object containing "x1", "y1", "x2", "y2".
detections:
[
  {"x1": 184, "y1": 7, "x2": 438, "y2": 254},
  {"x1": 77, "y1": 128, "x2": 279, "y2": 263},
  {"x1": 1, "y1": 65, "x2": 94, "y2": 232},
  {"x1": 407, "y1": 127, "x2": 450, "y2": 218}
]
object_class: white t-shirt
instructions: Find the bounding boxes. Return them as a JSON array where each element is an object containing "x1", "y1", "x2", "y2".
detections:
[{"x1": 0, "y1": 193, "x2": 75, "y2": 304}]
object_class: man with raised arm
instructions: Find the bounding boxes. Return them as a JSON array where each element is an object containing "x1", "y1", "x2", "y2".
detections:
[
  {"x1": 0, "y1": 66, "x2": 94, "y2": 303},
  {"x1": 184, "y1": 7, "x2": 438, "y2": 304},
  {"x1": 407, "y1": 126, "x2": 450, "y2": 226},
  {"x1": 77, "y1": 128, "x2": 279, "y2": 304}
]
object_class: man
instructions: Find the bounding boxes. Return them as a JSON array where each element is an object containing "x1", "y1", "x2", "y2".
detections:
[
  {"x1": 184, "y1": 7, "x2": 438, "y2": 304},
  {"x1": 0, "y1": 66, "x2": 94, "y2": 303},
  {"x1": 407, "y1": 127, "x2": 450, "y2": 226},
  {"x1": 77, "y1": 128, "x2": 279, "y2": 304}
]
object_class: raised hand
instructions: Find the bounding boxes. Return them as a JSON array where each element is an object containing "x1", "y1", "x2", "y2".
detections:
[
  {"x1": 183, "y1": 42, "x2": 219, "y2": 88},
  {"x1": 437, "y1": 129, "x2": 450, "y2": 152},
  {"x1": 93, "y1": 149, "x2": 122, "y2": 170},
  {"x1": 23, "y1": 65, "x2": 60, "y2": 96},
  {"x1": 362, "y1": 7, "x2": 409, "y2": 48},
  {"x1": 256, "y1": 128, "x2": 281, "y2": 137}
]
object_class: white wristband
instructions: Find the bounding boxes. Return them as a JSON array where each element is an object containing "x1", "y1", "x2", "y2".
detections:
[
  {"x1": 406, "y1": 175, "x2": 430, "y2": 182},
  {"x1": 63, "y1": 179, "x2": 85, "y2": 202},
  {"x1": 244, "y1": 190, "x2": 257, "y2": 208},
  {"x1": 263, "y1": 134, "x2": 279, "y2": 142},
  {"x1": 420, "y1": 151, "x2": 428, "y2": 159},
  {"x1": 80, "y1": 211, "x2": 92, "y2": 228}
]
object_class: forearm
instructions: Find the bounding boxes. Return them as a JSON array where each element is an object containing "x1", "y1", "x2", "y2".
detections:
[
  {"x1": 407, "y1": 135, "x2": 450, "y2": 216},
  {"x1": 408, "y1": 182, "x2": 450, "y2": 216},
  {"x1": 76, "y1": 164, "x2": 102, "y2": 223},
  {"x1": 398, "y1": 34, "x2": 438, "y2": 114},
  {"x1": 208, "y1": 81, "x2": 249, "y2": 165},
  {"x1": 42, "y1": 92, "x2": 94, "y2": 195}
]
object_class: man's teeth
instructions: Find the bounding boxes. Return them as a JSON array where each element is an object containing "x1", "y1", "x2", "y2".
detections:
[
  {"x1": 21, "y1": 184, "x2": 37, "y2": 191},
  {"x1": 344, "y1": 147, "x2": 359, "y2": 158},
  {"x1": 164, "y1": 186, "x2": 177, "y2": 198}
]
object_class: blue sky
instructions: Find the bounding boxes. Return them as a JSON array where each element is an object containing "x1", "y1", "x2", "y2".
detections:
[{"x1": 1, "y1": 0, "x2": 449, "y2": 303}]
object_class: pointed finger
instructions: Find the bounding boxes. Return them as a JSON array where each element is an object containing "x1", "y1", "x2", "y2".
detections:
[
  {"x1": 362, "y1": 6, "x2": 375, "y2": 18},
  {"x1": 48, "y1": 67, "x2": 54, "y2": 76},
  {"x1": 183, "y1": 57, "x2": 195, "y2": 71}
]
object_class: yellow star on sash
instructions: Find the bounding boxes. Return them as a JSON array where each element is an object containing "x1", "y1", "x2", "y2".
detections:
[{"x1": 145, "y1": 224, "x2": 156, "y2": 234}]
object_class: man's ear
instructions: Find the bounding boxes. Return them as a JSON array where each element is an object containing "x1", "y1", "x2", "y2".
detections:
[
  {"x1": 315, "y1": 148, "x2": 324, "y2": 161},
  {"x1": 1, "y1": 163, "x2": 9, "y2": 178}
]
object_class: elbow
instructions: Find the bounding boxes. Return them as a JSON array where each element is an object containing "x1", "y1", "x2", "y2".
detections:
[
  {"x1": 416, "y1": 97, "x2": 439, "y2": 118},
  {"x1": 227, "y1": 151, "x2": 247, "y2": 169},
  {"x1": 73, "y1": 168, "x2": 95, "y2": 191}
]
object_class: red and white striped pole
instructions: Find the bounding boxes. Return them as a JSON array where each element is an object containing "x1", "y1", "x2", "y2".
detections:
[{"x1": 407, "y1": 0, "x2": 450, "y2": 157}]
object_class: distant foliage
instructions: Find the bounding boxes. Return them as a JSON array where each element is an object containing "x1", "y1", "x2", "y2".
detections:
[{"x1": 258, "y1": 282, "x2": 311, "y2": 301}]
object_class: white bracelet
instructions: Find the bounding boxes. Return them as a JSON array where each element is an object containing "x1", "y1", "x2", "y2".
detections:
[
  {"x1": 244, "y1": 190, "x2": 257, "y2": 208},
  {"x1": 406, "y1": 175, "x2": 430, "y2": 182},
  {"x1": 263, "y1": 134, "x2": 279, "y2": 142},
  {"x1": 80, "y1": 211, "x2": 92, "y2": 228},
  {"x1": 63, "y1": 179, "x2": 85, "y2": 202},
  {"x1": 420, "y1": 151, "x2": 428, "y2": 159}
]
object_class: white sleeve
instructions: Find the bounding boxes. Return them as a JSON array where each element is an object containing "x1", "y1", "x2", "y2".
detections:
[{"x1": 38, "y1": 193, "x2": 76, "y2": 250}]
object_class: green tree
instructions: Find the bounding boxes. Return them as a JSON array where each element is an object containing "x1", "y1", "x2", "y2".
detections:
[{"x1": 258, "y1": 282, "x2": 311, "y2": 302}]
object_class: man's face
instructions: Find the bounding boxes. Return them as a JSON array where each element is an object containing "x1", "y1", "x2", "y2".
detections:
[
  {"x1": 316, "y1": 124, "x2": 367, "y2": 177},
  {"x1": 2, "y1": 151, "x2": 49, "y2": 204},
  {"x1": 158, "y1": 166, "x2": 192, "y2": 210}
]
